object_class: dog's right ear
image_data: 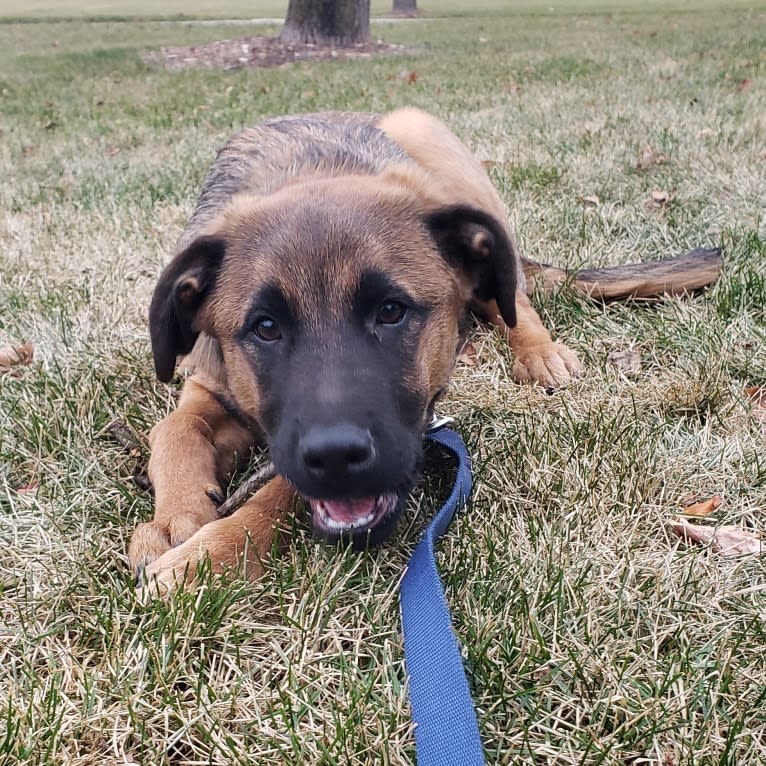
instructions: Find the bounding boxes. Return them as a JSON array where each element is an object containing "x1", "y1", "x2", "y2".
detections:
[{"x1": 149, "y1": 236, "x2": 226, "y2": 382}]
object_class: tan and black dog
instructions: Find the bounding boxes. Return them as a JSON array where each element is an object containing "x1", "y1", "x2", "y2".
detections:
[{"x1": 129, "y1": 108, "x2": 720, "y2": 591}]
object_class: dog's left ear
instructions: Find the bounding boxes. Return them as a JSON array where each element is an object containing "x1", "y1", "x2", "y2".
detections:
[{"x1": 426, "y1": 205, "x2": 517, "y2": 328}]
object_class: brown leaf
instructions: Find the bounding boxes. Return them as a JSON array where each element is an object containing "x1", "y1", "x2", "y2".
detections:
[
  {"x1": 15, "y1": 482, "x2": 38, "y2": 497},
  {"x1": 105, "y1": 146, "x2": 121, "y2": 157},
  {"x1": 401, "y1": 70, "x2": 418, "y2": 84},
  {"x1": 745, "y1": 386, "x2": 766, "y2": 431},
  {"x1": 581, "y1": 194, "x2": 600, "y2": 207},
  {"x1": 736, "y1": 77, "x2": 752, "y2": 93},
  {"x1": 646, "y1": 189, "x2": 675, "y2": 209},
  {"x1": 457, "y1": 342, "x2": 478, "y2": 367},
  {"x1": 107, "y1": 419, "x2": 142, "y2": 453},
  {"x1": 635, "y1": 144, "x2": 667, "y2": 171},
  {"x1": 0, "y1": 342, "x2": 34, "y2": 374},
  {"x1": 670, "y1": 517, "x2": 762, "y2": 556},
  {"x1": 481, "y1": 160, "x2": 499, "y2": 170},
  {"x1": 608, "y1": 349, "x2": 641, "y2": 375},
  {"x1": 682, "y1": 495, "x2": 722, "y2": 518}
]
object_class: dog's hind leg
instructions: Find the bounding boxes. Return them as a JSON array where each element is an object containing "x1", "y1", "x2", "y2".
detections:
[
  {"x1": 472, "y1": 293, "x2": 582, "y2": 388},
  {"x1": 379, "y1": 107, "x2": 582, "y2": 388},
  {"x1": 127, "y1": 377, "x2": 255, "y2": 574}
]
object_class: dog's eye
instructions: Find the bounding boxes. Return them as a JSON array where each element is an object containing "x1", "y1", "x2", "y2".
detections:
[
  {"x1": 253, "y1": 316, "x2": 282, "y2": 342},
  {"x1": 376, "y1": 301, "x2": 406, "y2": 325}
]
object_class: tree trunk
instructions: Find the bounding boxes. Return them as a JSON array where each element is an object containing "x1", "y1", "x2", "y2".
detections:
[
  {"x1": 392, "y1": 0, "x2": 417, "y2": 14},
  {"x1": 280, "y1": 0, "x2": 371, "y2": 47}
]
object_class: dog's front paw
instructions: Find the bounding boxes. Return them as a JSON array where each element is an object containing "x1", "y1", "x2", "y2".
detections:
[
  {"x1": 513, "y1": 342, "x2": 584, "y2": 388},
  {"x1": 138, "y1": 518, "x2": 266, "y2": 598},
  {"x1": 138, "y1": 537, "x2": 205, "y2": 598},
  {"x1": 128, "y1": 494, "x2": 222, "y2": 575}
]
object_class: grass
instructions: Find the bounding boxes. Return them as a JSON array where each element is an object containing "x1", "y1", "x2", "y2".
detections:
[{"x1": 1, "y1": 1, "x2": 766, "y2": 764}]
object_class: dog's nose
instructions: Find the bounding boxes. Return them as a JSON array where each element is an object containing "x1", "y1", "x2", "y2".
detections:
[{"x1": 299, "y1": 423, "x2": 375, "y2": 480}]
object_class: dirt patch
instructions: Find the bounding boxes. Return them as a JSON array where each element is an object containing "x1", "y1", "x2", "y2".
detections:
[{"x1": 145, "y1": 36, "x2": 409, "y2": 71}]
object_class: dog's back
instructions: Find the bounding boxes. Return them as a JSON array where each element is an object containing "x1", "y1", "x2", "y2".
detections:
[{"x1": 180, "y1": 113, "x2": 408, "y2": 250}]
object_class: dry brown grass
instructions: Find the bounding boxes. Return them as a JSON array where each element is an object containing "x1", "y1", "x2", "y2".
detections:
[{"x1": 1, "y1": 2, "x2": 766, "y2": 764}]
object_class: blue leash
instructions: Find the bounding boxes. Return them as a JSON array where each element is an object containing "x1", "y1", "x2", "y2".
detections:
[{"x1": 400, "y1": 424, "x2": 485, "y2": 765}]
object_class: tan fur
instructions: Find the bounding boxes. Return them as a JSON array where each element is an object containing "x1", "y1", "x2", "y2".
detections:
[
  {"x1": 377, "y1": 108, "x2": 583, "y2": 386},
  {"x1": 128, "y1": 377, "x2": 254, "y2": 572},
  {"x1": 142, "y1": 476, "x2": 297, "y2": 593},
  {"x1": 133, "y1": 108, "x2": 719, "y2": 594}
]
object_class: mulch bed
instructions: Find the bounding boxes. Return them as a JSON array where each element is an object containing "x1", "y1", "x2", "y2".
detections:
[{"x1": 145, "y1": 36, "x2": 409, "y2": 71}]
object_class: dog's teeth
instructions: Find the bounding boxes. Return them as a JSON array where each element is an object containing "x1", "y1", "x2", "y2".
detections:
[
  {"x1": 312, "y1": 493, "x2": 398, "y2": 533},
  {"x1": 316, "y1": 502, "x2": 375, "y2": 531}
]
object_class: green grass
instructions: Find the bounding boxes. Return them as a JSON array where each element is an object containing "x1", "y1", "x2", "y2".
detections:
[{"x1": 2, "y1": 1, "x2": 766, "y2": 764}]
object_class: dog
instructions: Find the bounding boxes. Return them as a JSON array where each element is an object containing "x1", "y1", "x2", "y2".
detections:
[{"x1": 128, "y1": 108, "x2": 721, "y2": 591}]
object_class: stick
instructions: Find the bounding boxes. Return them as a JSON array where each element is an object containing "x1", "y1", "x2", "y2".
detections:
[{"x1": 216, "y1": 462, "x2": 277, "y2": 518}]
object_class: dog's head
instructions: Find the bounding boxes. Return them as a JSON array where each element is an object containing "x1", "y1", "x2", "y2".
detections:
[{"x1": 149, "y1": 171, "x2": 517, "y2": 545}]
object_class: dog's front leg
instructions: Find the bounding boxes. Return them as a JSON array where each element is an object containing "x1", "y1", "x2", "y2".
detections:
[
  {"x1": 140, "y1": 476, "x2": 297, "y2": 594},
  {"x1": 128, "y1": 377, "x2": 255, "y2": 574}
]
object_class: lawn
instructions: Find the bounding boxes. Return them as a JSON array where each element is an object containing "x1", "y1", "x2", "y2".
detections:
[{"x1": 1, "y1": 1, "x2": 766, "y2": 764}]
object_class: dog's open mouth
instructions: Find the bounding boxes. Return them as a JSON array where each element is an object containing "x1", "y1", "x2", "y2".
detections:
[{"x1": 308, "y1": 492, "x2": 399, "y2": 536}]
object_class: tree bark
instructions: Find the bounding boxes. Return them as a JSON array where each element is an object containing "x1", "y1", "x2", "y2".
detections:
[
  {"x1": 392, "y1": 0, "x2": 417, "y2": 14},
  {"x1": 280, "y1": 0, "x2": 371, "y2": 47}
]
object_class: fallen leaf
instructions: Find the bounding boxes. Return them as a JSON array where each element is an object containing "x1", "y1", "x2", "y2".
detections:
[
  {"x1": 106, "y1": 419, "x2": 142, "y2": 453},
  {"x1": 745, "y1": 386, "x2": 766, "y2": 431},
  {"x1": 581, "y1": 194, "x2": 600, "y2": 207},
  {"x1": 105, "y1": 146, "x2": 121, "y2": 157},
  {"x1": 608, "y1": 349, "x2": 641, "y2": 375},
  {"x1": 457, "y1": 342, "x2": 478, "y2": 367},
  {"x1": 0, "y1": 342, "x2": 34, "y2": 374},
  {"x1": 635, "y1": 144, "x2": 667, "y2": 171},
  {"x1": 14, "y1": 482, "x2": 38, "y2": 497},
  {"x1": 481, "y1": 160, "x2": 499, "y2": 170},
  {"x1": 736, "y1": 77, "x2": 752, "y2": 93},
  {"x1": 670, "y1": 517, "x2": 762, "y2": 556},
  {"x1": 646, "y1": 189, "x2": 675, "y2": 209},
  {"x1": 682, "y1": 495, "x2": 722, "y2": 518},
  {"x1": 386, "y1": 69, "x2": 418, "y2": 84}
]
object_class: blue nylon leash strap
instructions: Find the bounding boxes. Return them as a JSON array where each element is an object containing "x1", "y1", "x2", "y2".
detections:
[{"x1": 400, "y1": 426, "x2": 485, "y2": 765}]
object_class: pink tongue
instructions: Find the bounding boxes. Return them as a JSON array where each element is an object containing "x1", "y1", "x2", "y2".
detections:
[{"x1": 322, "y1": 497, "x2": 377, "y2": 523}]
